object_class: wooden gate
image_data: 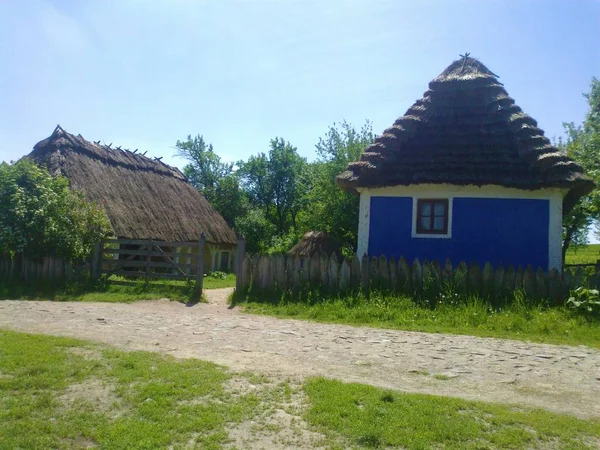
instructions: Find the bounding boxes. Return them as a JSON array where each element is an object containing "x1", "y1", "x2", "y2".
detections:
[{"x1": 92, "y1": 235, "x2": 206, "y2": 293}]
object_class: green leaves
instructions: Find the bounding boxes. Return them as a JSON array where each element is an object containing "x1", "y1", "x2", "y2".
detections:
[{"x1": 0, "y1": 159, "x2": 112, "y2": 260}]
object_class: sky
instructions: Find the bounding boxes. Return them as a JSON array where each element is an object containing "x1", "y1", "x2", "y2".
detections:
[{"x1": 1, "y1": 0, "x2": 599, "y2": 169}]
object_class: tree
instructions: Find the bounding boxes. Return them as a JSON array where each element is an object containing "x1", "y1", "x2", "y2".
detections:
[
  {"x1": 212, "y1": 174, "x2": 248, "y2": 228},
  {"x1": 300, "y1": 121, "x2": 374, "y2": 251},
  {"x1": 175, "y1": 134, "x2": 233, "y2": 204},
  {"x1": 238, "y1": 138, "x2": 308, "y2": 235},
  {"x1": 562, "y1": 78, "x2": 600, "y2": 262},
  {"x1": 0, "y1": 159, "x2": 112, "y2": 260}
]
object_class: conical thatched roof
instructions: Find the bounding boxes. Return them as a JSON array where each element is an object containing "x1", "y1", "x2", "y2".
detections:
[
  {"x1": 28, "y1": 126, "x2": 237, "y2": 244},
  {"x1": 336, "y1": 56, "x2": 594, "y2": 212},
  {"x1": 288, "y1": 231, "x2": 343, "y2": 259}
]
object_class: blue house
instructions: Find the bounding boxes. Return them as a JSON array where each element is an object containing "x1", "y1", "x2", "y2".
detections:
[{"x1": 336, "y1": 56, "x2": 594, "y2": 270}]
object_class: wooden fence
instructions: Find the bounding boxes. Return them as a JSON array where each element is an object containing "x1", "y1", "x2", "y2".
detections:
[
  {"x1": 237, "y1": 253, "x2": 599, "y2": 302},
  {"x1": 0, "y1": 254, "x2": 89, "y2": 282}
]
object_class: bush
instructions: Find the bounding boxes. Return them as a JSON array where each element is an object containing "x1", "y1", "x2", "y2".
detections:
[
  {"x1": 567, "y1": 287, "x2": 600, "y2": 317},
  {"x1": 0, "y1": 159, "x2": 112, "y2": 260}
]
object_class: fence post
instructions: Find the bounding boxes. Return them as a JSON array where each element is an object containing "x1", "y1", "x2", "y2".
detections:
[
  {"x1": 235, "y1": 236, "x2": 245, "y2": 292},
  {"x1": 196, "y1": 233, "x2": 206, "y2": 298},
  {"x1": 92, "y1": 241, "x2": 103, "y2": 280}
]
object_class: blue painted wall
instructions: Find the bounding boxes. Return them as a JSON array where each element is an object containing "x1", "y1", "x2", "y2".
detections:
[{"x1": 368, "y1": 197, "x2": 549, "y2": 269}]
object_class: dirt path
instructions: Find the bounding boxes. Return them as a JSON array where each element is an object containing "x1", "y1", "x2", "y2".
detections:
[{"x1": 1, "y1": 288, "x2": 599, "y2": 419}]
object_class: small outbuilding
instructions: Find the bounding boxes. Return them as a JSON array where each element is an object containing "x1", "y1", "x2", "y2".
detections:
[
  {"x1": 29, "y1": 126, "x2": 238, "y2": 272},
  {"x1": 336, "y1": 56, "x2": 594, "y2": 270},
  {"x1": 288, "y1": 231, "x2": 343, "y2": 260}
]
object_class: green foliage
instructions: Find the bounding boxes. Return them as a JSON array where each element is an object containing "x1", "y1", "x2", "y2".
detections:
[
  {"x1": 0, "y1": 159, "x2": 112, "y2": 260},
  {"x1": 300, "y1": 121, "x2": 374, "y2": 250},
  {"x1": 234, "y1": 207, "x2": 277, "y2": 253},
  {"x1": 305, "y1": 378, "x2": 600, "y2": 449},
  {"x1": 562, "y1": 78, "x2": 600, "y2": 259},
  {"x1": 238, "y1": 137, "x2": 308, "y2": 236},
  {"x1": 567, "y1": 287, "x2": 600, "y2": 317},
  {"x1": 175, "y1": 134, "x2": 233, "y2": 204}
]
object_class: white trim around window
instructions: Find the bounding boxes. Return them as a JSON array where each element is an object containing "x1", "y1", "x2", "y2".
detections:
[{"x1": 411, "y1": 197, "x2": 453, "y2": 238}]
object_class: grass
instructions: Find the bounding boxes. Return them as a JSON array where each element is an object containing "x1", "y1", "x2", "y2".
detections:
[
  {"x1": 0, "y1": 330, "x2": 263, "y2": 449},
  {"x1": 304, "y1": 377, "x2": 600, "y2": 449},
  {"x1": 2, "y1": 330, "x2": 600, "y2": 449},
  {"x1": 566, "y1": 244, "x2": 600, "y2": 265},
  {"x1": 0, "y1": 272, "x2": 236, "y2": 303},
  {"x1": 238, "y1": 291, "x2": 600, "y2": 348}
]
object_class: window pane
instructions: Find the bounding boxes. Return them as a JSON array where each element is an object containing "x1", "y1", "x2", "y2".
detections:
[
  {"x1": 433, "y1": 216, "x2": 445, "y2": 231},
  {"x1": 421, "y1": 216, "x2": 431, "y2": 230},
  {"x1": 434, "y1": 202, "x2": 445, "y2": 215},
  {"x1": 421, "y1": 203, "x2": 431, "y2": 216}
]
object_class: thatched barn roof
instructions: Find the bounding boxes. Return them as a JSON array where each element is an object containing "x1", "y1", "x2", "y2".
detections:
[
  {"x1": 336, "y1": 56, "x2": 594, "y2": 212},
  {"x1": 288, "y1": 231, "x2": 343, "y2": 259},
  {"x1": 28, "y1": 126, "x2": 237, "y2": 244}
]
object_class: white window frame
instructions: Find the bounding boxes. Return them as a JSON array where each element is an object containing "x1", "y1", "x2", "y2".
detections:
[{"x1": 411, "y1": 196, "x2": 453, "y2": 239}]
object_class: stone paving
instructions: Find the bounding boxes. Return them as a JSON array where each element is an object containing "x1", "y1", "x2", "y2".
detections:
[{"x1": 1, "y1": 288, "x2": 599, "y2": 418}]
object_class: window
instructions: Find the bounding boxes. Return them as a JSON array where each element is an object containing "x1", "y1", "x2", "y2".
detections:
[{"x1": 416, "y1": 199, "x2": 448, "y2": 234}]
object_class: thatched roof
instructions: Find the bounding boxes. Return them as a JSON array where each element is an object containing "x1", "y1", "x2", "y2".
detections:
[
  {"x1": 28, "y1": 126, "x2": 237, "y2": 244},
  {"x1": 336, "y1": 56, "x2": 594, "y2": 212},
  {"x1": 288, "y1": 231, "x2": 343, "y2": 259}
]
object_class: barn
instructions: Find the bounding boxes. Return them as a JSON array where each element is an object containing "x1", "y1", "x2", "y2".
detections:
[
  {"x1": 336, "y1": 56, "x2": 594, "y2": 270},
  {"x1": 29, "y1": 125, "x2": 237, "y2": 272}
]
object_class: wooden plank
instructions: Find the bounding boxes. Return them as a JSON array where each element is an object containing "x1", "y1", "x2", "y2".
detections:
[
  {"x1": 119, "y1": 271, "x2": 193, "y2": 280},
  {"x1": 467, "y1": 262, "x2": 481, "y2": 294},
  {"x1": 285, "y1": 254, "x2": 294, "y2": 290},
  {"x1": 412, "y1": 259, "x2": 422, "y2": 293},
  {"x1": 328, "y1": 254, "x2": 339, "y2": 290},
  {"x1": 302, "y1": 256, "x2": 311, "y2": 284},
  {"x1": 240, "y1": 255, "x2": 251, "y2": 292},
  {"x1": 103, "y1": 238, "x2": 200, "y2": 248},
  {"x1": 252, "y1": 254, "x2": 260, "y2": 290},
  {"x1": 562, "y1": 268, "x2": 573, "y2": 298},
  {"x1": 351, "y1": 254, "x2": 361, "y2": 290},
  {"x1": 369, "y1": 256, "x2": 379, "y2": 289},
  {"x1": 523, "y1": 265, "x2": 536, "y2": 298},
  {"x1": 195, "y1": 234, "x2": 205, "y2": 297},
  {"x1": 443, "y1": 259, "x2": 453, "y2": 286},
  {"x1": 389, "y1": 256, "x2": 398, "y2": 292},
  {"x1": 548, "y1": 268, "x2": 561, "y2": 304},
  {"x1": 310, "y1": 253, "x2": 320, "y2": 284},
  {"x1": 398, "y1": 257, "x2": 411, "y2": 293},
  {"x1": 235, "y1": 236, "x2": 245, "y2": 276},
  {"x1": 293, "y1": 255, "x2": 301, "y2": 290},
  {"x1": 536, "y1": 267, "x2": 547, "y2": 299},
  {"x1": 515, "y1": 266, "x2": 524, "y2": 291},
  {"x1": 320, "y1": 251, "x2": 329, "y2": 287},
  {"x1": 378, "y1": 255, "x2": 389, "y2": 290},
  {"x1": 482, "y1": 262, "x2": 494, "y2": 298},
  {"x1": 102, "y1": 260, "x2": 197, "y2": 269},
  {"x1": 494, "y1": 264, "x2": 505, "y2": 300},
  {"x1": 339, "y1": 259, "x2": 351, "y2": 292},
  {"x1": 276, "y1": 254, "x2": 286, "y2": 289},
  {"x1": 360, "y1": 254, "x2": 369, "y2": 292},
  {"x1": 104, "y1": 249, "x2": 197, "y2": 258},
  {"x1": 503, "y1": 265, "x2": 515, "y2": 294}
]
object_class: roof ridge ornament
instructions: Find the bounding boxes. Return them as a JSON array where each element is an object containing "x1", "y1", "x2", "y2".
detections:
[{"x1": 459, "y1": 52, "x2": 471, "y2": 72}]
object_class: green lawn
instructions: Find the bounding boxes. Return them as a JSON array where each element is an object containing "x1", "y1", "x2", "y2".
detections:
[
  {"x1": 2, "y1": 330, "x2": 600, "y2": 449},
  {"x1": 0, "y1": 273, "x2": 236, "y2": 303},
  {"x1": 239, "y1": 293, "x2": 600, "y2": 348},
  {"x1": 565, "y1": 244, "x2": 600, "y2": 265},
  {"x1": 304, "y1": 378, "x2": 600, "y2": 449}
]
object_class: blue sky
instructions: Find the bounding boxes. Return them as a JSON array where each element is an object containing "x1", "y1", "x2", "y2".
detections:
[{"x1": 1, "y1": 0, "x2": 599, "y2": 169}]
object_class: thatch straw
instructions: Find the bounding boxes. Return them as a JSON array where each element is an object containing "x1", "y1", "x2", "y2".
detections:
[
  {"x1": 28, "y1": 126, "x2": 237, "y2": 244},
  {"x1": 336, "y1": 56, "x2": 594, "y2": 213},
  {"x1": 288, "y1": 231, "x2": 343, "y2": 259}
]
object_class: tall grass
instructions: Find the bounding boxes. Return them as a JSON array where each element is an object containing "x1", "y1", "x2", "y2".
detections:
[{"x1": 237, "y1": 286, "x2": 600, "y2": 347}]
